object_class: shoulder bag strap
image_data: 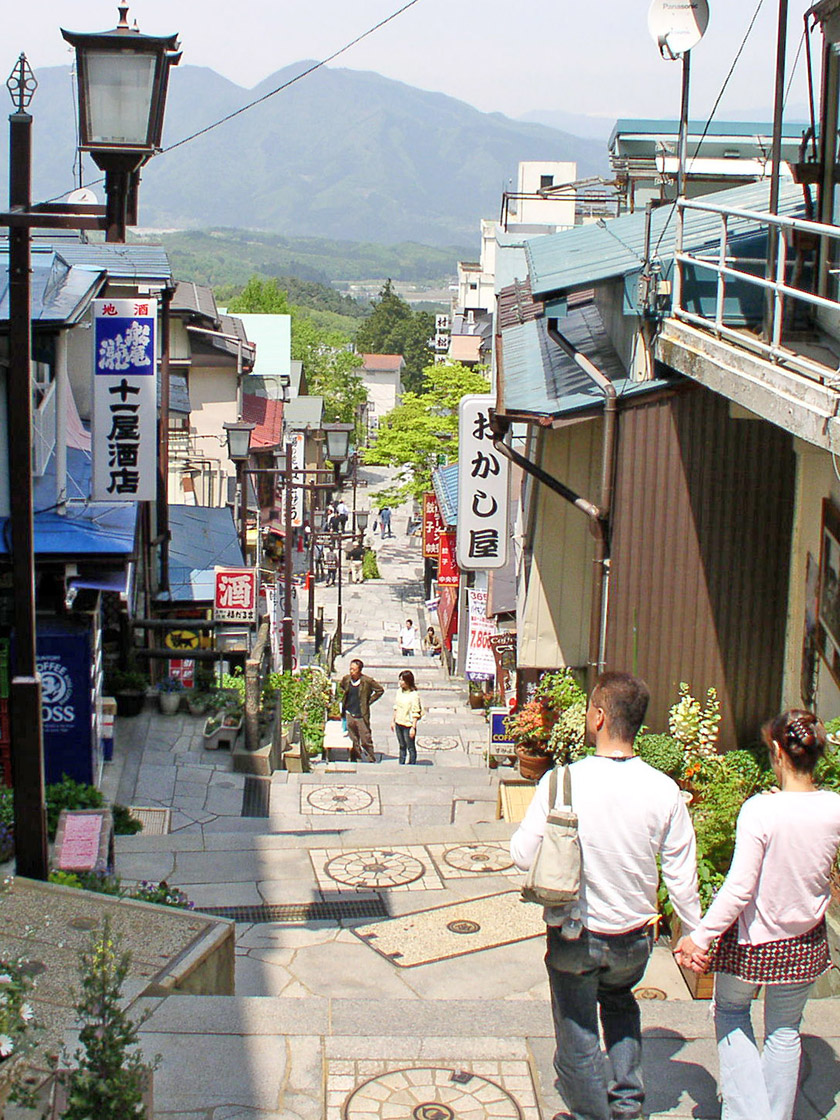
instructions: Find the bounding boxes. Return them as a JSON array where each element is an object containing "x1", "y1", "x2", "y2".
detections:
[
  {"x1": 563, "y1": 764, "x2": 573, "y2": 808},
  {"x1": 548, "y1": 766, "x2": 558, "y2": 809}
]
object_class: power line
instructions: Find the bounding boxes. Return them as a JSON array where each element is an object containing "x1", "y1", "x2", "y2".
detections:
[
  {"x1": 162, "y1": 0, "x2": 424, "y2": 155},
  {"x1": 46, "y1": 0, "x2": 425, "y2": 202}
]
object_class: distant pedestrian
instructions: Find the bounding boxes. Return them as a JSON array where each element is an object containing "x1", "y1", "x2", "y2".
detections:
[
  {"x1": 347, "y1": 540, "x2": 365, "y2": 583},
  {"x1": 340, "y1": 658, "x2": 384, "y2": 763},
  {"x1": 314, "y1": 540, "x2": 325, "y2": 581},
  {"x1": 338, "y1": 499, "x2": 349, "y2": 531},
  {"x1": 391, "y1": 669, "x2": 423, "y2": 765},
  {"x1": 423, "y1": 625, "x2": 442, "y2": 659},
  {"x1": 379, "y1": 506, "x2": 393, "y2": 538},
  {"x1": 399, "y1": 618, "x2": 419, "y2": 657},
  {"x1": 325, "y1": 545, "x2": 338, "y2": 585}
]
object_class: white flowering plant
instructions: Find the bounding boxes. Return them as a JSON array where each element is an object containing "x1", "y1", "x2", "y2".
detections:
[{"x1": 0, "y1": 956, "x2": 36, "y2": 1066}]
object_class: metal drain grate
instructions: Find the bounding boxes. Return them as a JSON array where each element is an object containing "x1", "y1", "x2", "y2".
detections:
[
  {"x1": 127, "y1": 807, "x2": 171, "y2": 835},
  {"x1": 196, "y1": 898, "x2": 389, "y2": 923},
  {"x1": 241, "y1": 776, "x2": 271, "y2": 818}
]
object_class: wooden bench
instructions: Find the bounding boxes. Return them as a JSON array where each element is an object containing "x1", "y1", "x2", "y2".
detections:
[
  {"x1": 322, "y1": 718, "x2": 354, "y2": 763},
  {"x1": 53, "y1": 808, "x2": 114, "y2": 875}
]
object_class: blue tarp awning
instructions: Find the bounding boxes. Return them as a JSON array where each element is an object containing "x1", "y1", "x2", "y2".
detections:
[{"x1": 166, "y1": 506, "x2": 244, "y2": 602}]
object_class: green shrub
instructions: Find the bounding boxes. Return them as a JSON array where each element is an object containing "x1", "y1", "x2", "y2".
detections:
[
  {"x1": 112, "y1": 803, "x2": 143, "y2": 835},
  {"x1": 535, "y1": 668, "x2": 585, "y2": 713},
  {"x1": 635, "y1": 734, "x2": 685, "y2": 778},
  {"x1": 362, "y1": 548, "x2": 381, "y2": 580},
  {"x1": 45, "y1": 776, "x2": 104, "y2": 840}
]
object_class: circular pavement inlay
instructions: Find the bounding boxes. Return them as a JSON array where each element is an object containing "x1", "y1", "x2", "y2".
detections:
[
  {"x1": 345, "y1": 1067, "x2": 523, "y2": 1119},
  {"x1": 634, "y1": 986, "x2": 667, "y2": 1000},
  {"x1": 446, "y1": 920, "x2": 481, "y2": 935},
  {"x1": 324, "y1": 848, "x2": 425, "y2": 888},
  {"x1": 443, "y1": 843, "x2": 514, "y2": 873},
  {"x1": 417, "y1": 735, "x2": 459, "y2": 752},
  {"x1": 306, "y1": 786, "x2": 375, "y2": 814}
]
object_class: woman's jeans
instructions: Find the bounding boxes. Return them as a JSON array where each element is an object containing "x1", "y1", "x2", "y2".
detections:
[
  {"x1": 545, "y1": 923, "x2": 654, "y2": 1119},
  {"x1": 395, "y1": 723, "x2": 416, "y2": 764},
  {"x1": 714, "y1": 972, "x2": 813, "y2": 1120}
]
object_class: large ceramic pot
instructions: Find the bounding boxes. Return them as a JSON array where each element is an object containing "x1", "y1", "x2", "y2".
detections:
[
  {"x1": 158, "y1": 691, "x2": 182, "y2": 715},
  {"x1": 515, "y1": 743, "x2": 553, "y2": 782},
  {"x1": 114, "y1": 690, "x2": 145, "y2": 717}
]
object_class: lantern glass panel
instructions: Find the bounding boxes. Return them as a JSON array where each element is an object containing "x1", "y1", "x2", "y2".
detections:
[
  {"x1": 325, "y1": 428, "x2": 351, "y2": 461},
  {"x1": 84, "y1": 51, "x2": 156, "y2": 145}
]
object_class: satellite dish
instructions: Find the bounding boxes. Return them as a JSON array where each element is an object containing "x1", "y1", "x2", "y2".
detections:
[
  {"x1": 67, "y1": 187, "x2": 99, "y2": 206},
  {"x1": 648, "y1": 0, "x2": 709, "y2": 60}
]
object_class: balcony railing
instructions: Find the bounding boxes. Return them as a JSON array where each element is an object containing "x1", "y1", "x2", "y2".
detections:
[{"x1": 672, "y1": 197, "x2": 840, "y2": 383}]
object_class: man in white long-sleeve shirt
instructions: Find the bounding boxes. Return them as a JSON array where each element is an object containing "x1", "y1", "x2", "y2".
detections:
[{"x1": 510, "y1": 672, "x2": 701, "y2": 1120}]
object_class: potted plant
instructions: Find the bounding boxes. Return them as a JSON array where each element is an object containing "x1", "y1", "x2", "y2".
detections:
[
  {"x1": 0, "y1": 956, "x2": 37, "y2": 1116},
  {"x1": 202, "y1": 712, "x2": 223, "y2": 750},
  {"x1": 468, "y1": 681, "x2": 488, "y2": 710},
  {"x1": 547, "y1": 699, "x2": 589, "y2": 766},
  {"x1": 104, "y1": 670, "x2": 147, "y2": 718},
  {"x1": 156, "y1": 676, "x2": 184, "y2": 715},
  {"x1": 505, "y1": 699, "x2": 554, "y2": 781},
  {"x1": 186, "y1": 689, "x2": 212, "y2": 717},
  {"x1": 50, "y1": 919, "x2": 157, "y2": 1119}
]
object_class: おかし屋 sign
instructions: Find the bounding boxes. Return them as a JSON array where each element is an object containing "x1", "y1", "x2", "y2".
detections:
[
  {"x1": 214, "y1": 568, "x2": 258, "y2": 622},
  {"x1": 91, "y1": 299, "x2": 157, "y2": 501},
  {"x1": 456, "y1": 395, "x2": 509, "y2": 570}
]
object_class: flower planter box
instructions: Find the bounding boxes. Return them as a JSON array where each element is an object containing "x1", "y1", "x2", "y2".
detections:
[
  {"x1": 216, "y1": 715, "x2": 243, "y2": 751},
  {"x1": 203, "y1": 718, "x2": 224, "y2": 750}
]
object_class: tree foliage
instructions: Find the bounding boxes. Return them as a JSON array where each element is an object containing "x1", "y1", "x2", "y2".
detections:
[
  {"x1": 354, "y1": 280, "x2": 436, "y2": 393},
  {"x1": 226, "y1": 276, "x2": 292, "y2": 315},
  {"x1": 363, "y1": 360, "x2": 490, "y2": 505}
]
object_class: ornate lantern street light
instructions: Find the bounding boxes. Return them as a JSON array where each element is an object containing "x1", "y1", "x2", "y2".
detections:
[
  {"x1": 61, "y1": 5, "x2": 181, "y2": 241},
  {"x1": 223, "y1": 421, "x2": 255, "y2": 555}
]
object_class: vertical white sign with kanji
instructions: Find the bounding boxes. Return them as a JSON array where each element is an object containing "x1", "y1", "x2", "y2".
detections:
[
  {"x1": 214, "y1": 567, "x2": 257, "y2": 622},
  {"x1": 91, "y1": 298, "x2": 157, "y2": 501},
  {"x1": 457, "y1": 394, "x2": 509, "y2": 570}
]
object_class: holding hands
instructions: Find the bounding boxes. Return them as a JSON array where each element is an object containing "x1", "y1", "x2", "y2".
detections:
[{"x1": 674, "y1": 935, "x2": 710, "y2": 974}]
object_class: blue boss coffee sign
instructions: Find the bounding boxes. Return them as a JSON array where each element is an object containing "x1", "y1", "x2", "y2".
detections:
[{"x1": 37, "y1": 626, "x2": 94, "y2": 785}]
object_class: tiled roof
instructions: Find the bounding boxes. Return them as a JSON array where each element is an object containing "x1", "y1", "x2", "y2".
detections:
[
  {"x1": 496, "y1": 279, "x2": 543, "y2": 330},
  {"x1": 242, "y1": 393, "x2": 284, "y2": 448},
  {"x1": 362, "y1": 354, "x2": 405, "y2": 371},
  {"x1": 172, "y1": 281, "x2": 219, "y2": 323}
]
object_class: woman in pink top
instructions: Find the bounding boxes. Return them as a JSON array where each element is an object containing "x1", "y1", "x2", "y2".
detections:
[{"x1": 678, "y1": 710, "x2": 840, "y2": 1120}]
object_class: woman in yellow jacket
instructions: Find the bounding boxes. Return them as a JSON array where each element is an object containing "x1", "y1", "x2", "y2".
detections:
[{"x1": 391, "y1": 669, "x2": 423, "y2": 764}]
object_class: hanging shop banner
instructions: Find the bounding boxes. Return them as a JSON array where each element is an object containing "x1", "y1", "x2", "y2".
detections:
[
  {"x1": 214, "y1": 567, "x2": 258, "y2": 622},
  {"x1": 465, "y1": 588, "x2": 497, "y2": 678},
  {"x1": 437, "y1": 530, "x2": 460, "y2": 586},
  {"x1": 437, "y1": 584, "x2": 459, "y2": 647},
  {"x1": 91, "y1": 298, "x2": 157, "y2": 501},
  {"x1": 456, "y1": 394, "x2": 509, "y2": 570},
  {"x1": 169, "y1": 659, "x2": 195, "y2": 689},
  {"x1": 422, "y1": 492, "x2": 444, "y2": 559},
  {"x1": 488, "y1": 630, "x2": 517, "y2": 703},
  {"x1": 278, "y1": 432, "x2": 306, "y2": 529}
]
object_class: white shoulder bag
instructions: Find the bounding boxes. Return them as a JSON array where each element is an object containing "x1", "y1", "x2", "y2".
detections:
[{"x1": 520, "y1": 766, "x2": 581, "y2": 906}]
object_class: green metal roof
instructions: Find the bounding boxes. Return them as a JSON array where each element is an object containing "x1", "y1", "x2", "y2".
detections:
[
  {"x1": 525, "y1": 179, "x2": 805, "y2": 302},
  {"x1": 609, "y1": 118, "x2": 805, "y2": 146}
]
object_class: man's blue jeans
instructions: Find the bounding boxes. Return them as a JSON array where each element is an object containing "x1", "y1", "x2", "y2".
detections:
[
  {"x1": 545, "y1": 923, "x2": 655, "y2": 1120},
  {"x1": 714, "y1": 972, "x2": 813, "y2": 1120}
]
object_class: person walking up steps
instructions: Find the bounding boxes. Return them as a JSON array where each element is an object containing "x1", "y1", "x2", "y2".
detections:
[
  {"x1": 339, "y1": 658, "x2": 384, "y2": 763},
  {"x1": 379, "y1": 505, "x2": 393, "y2": 538},
  {"x1": 391, "y1": 669, "x2": 423, "y2": 765},
  {"x1": 676, "y1": 709, "x2": 840, "y2": 1120},
  {"x1": 399, "y1": 618, "x2": 419, "y2": 657}
]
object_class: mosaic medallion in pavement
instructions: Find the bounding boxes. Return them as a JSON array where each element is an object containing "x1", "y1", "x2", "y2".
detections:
[
  {"x1": 328, "y1": 1062, "x2": 540, "y2": 1120},
  {"x1": 426, "y1": 842, "x2": 517, "y2": 879},
  {"x1": 302, "y1": 784, "x2": 381, "y2": 815},
  {"x1": 417, "y1": 735, "x2": 460, "y2": 751},
  {"x1": 310, "y1": 845, "x2": 444, "y2": 892}
]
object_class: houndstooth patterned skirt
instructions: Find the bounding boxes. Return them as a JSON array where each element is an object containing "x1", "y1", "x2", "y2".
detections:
[{"x1": 709, "y1": 918, "x2": 831, "y2": 985}]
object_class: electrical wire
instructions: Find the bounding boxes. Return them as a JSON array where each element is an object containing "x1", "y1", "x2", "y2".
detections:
[
  {"x1": 652, "y1": 0, "x2": 766, "y2": 261},
  {"x1": 44, "y1": 0, "x2": 426, "y2": 203},
  {"x1": 784, "y1": 27, "x2": 806, "y2": 111}
]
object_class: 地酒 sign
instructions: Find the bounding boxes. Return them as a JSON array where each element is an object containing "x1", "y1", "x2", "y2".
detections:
[
  {"x1": 457, "y1": 394, "x2": 509, "y2": 570},
  {"x1": 422, "y1": 492, "x2": 444, "y2": 559},
  {"x1": 437, "y1": 530, "x2": 460, "y2": 587},
  {"x1": 91, "y1": 298, "x2": 157, "y2": 501},
  {"x1": 214, "y1": 567, "x2": 257, "y2": 623}
]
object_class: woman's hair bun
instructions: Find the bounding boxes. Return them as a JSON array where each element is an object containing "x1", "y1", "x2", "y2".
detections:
[
  {"x1": 763, "y1": 708, "x2": 826, "y2": 771},
  {"x1": 786, "y1": 716, "x2": 816, "y2": 755}
]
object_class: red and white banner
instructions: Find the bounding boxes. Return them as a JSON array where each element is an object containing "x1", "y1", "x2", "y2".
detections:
[
  {"x1": 465, "y1": 588, "x2": 497, "y2": 677},
  {"x1": 437, "y1": 530, "x2": 460, "y2": 586},
  {"x1": 214, "y1": 567, "x2": 257, "y2": 622},
  {"x1": 422, "y1": 492, "x2": 444, "y2": 559}
]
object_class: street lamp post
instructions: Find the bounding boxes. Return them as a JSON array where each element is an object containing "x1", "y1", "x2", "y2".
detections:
[
  {"x1": 322, "y1": 422, "x2": 353, "y2": 491},
  {"x1": 2, "y1": 10, "x2": 178, "y2": 880},
  {"x1": 223, "y1": 421, "x2": 255, "y2": 557}
]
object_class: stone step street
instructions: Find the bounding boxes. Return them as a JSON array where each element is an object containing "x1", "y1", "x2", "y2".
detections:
[{"x1": 10, "y1": 476, "x2": 840, "y2": 1119}]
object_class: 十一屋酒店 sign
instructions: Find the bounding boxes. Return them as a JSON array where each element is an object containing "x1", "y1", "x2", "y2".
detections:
[
  {"x1": 457, "y1": 394, "x2": 509, "y2": 570},
  {"x1": 91, "y1": 299, "x2": 157, "y2": 502}
]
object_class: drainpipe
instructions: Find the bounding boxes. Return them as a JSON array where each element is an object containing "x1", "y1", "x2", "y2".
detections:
[
  {"x1": 491, "y1": 322, "x2": 618, "y2": 694},
  {"x1": 55, "y1": 330, "x2": 68, "y2": 514}
]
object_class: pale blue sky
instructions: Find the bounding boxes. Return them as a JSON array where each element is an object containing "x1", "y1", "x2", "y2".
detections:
[{"x1": 0, "y1": 2, "x2": 811, "y2": 126}]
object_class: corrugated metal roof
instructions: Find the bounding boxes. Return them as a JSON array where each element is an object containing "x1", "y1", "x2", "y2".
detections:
[
  {"x1": 526, "y1": 180, "x2": 806, "y2": 300},
  {"x1": 0, "y1": 248, "x2": 103, "y2": 324},
  {"x1": 609, "y1": 118, "x2": 803, "y2": 145},
  {"x1": 172, "y1": 281, "x2": 219, "y2": 322},
  {"x1": 0, "y1": 448, "x2": 137, "y2": 557},
  {"x1": 46, "y1": 241, "x2": 173, "y2": 283},
  {"x1": 432, "y1": 463, "x2": 459, "y2": 528},
  {"x1": 242, "y1": 393, "x2": 284, "y2": 448},
  {"x1": 167, "y1": 506, "x2": 243, "y2": 602}
]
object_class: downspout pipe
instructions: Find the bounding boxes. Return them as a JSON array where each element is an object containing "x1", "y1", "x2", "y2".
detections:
[{"x1": 547, "y1": 320, "x2": 617, "y2": 691}]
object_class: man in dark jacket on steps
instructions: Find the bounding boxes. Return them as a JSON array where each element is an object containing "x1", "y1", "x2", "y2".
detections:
[{"x1": 339, "y1": 658, "x2": 384, "y2": 762}]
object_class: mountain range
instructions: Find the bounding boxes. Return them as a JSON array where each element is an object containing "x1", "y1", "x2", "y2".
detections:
[{"x1": 0, "y1": 62, "x2": 608, "y2": 247}]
